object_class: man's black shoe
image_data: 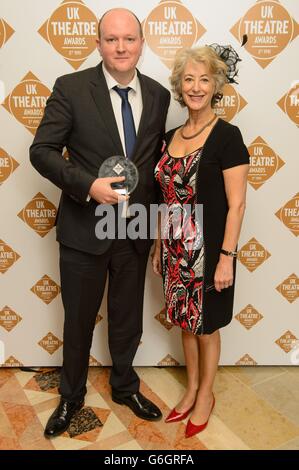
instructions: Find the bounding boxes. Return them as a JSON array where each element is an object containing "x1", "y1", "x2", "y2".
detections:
[
  {"x1": 44, "y1": 398, "x2": 84, "y2": 438},
  {"x1": 112, "y1": 391, "x2": 162, "y2": 421}
]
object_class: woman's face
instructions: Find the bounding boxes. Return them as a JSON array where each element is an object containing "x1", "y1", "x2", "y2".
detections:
[{"x1": 181, "y1": 60, "x2": 215, "y2": 112}]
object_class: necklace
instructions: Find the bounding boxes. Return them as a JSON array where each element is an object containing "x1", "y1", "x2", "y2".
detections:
[{"x1": 180, "y1": 114, "x2": 217, "y2": 140}]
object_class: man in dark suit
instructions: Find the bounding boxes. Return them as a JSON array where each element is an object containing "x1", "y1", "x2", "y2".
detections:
[{"x1": 30, "y1": 8, "x2": 170, "y2": 438}]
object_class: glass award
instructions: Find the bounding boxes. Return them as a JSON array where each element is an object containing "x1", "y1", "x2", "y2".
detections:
[{"x1": 98, "y1": 156, "x2": 139, "y2": 217}]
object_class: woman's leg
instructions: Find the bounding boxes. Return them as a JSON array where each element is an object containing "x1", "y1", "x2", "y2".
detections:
[
  {"x1": 175, "y1": 329, "x2": 200, "y2": 412},
  {"x1": 198, "y1": 340, "x2": 204, "y2": 384},
  {"x1": 190, "y1": 329, "x2": 220, "y2": 423}
]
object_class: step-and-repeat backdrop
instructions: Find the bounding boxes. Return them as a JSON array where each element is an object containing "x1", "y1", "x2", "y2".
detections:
[{"x1": 0, "y1": 0, "x2": 298, "y2": 367}]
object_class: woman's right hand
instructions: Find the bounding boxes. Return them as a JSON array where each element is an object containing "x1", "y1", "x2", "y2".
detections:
[{"x1": 151, "y1": 247, "x2": 162, "y2": 276}]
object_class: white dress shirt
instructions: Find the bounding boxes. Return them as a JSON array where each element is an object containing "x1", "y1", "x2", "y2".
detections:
[
  {"x1": 87, "y1": 65, "x2": 143, "y2": 201},
  {"x1": 102, "y1": 63, "x2": 143, "y2": 157}
]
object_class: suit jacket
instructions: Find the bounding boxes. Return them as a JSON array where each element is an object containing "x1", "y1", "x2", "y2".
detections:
[{"x1": 30, "y1": 62, "x2": 170, "y2": 254}]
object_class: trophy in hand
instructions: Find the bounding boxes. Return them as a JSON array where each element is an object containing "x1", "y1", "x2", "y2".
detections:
[{"x1": 98, "y1": 156, "x2": 139, "y2": 217}]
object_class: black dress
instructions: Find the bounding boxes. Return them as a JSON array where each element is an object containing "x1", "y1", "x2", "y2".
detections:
[{"x1": 158, "y1": 118, "x2": 250, "y2": 335}]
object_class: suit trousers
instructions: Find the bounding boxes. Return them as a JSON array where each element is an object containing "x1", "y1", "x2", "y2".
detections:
[{"x1": 58, "y1": 239, "x2": 150, "y2": 402}]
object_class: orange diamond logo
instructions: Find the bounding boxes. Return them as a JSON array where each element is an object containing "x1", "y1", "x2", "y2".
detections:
[
  {"x1": 235, "y1": 304, "x2": 264, "y2": 330},
  {"x1": 276, "y1": 274, "x2": 299, "y2": 304},
  {"x1": 89, "y1": 355, "x2": 102, "y2": 367},
  {"x1": 38, "y1": 332, "x2": 63, "y2": 355},
  {"x1": 63, "y1": 150, "x2": 70, "y2": 160},
  {"x1": 38, "y1": 0, "x2": 98, "y2": 70},
  {"x1": 0, "y1": 306, "x2": 22, "y2": 332},
  {"x1": 277, "y1": 82, "x2": 299, "y2": 127},
  {"x1": 18, "y1": 192, "x2": 57, "y2": 237},
  {"x1": 248, "y1": 137, "x2": 285, "y2": 189},
  {"x1": 214, "y1": 84, "x2": 247, "y2": 122},
  {"x1": 0, "y1": 239, "x2": 20, "y2": 274},
  {"x1": 2, "y1": 72, "x2": 51, "y2": 135},
  {"x1": 238, "y1": 237, "x2": 271, "y2": 272},
  {"x1": 235, "y1": 354, "x2": 257, "y2": 366},
  {"x1": 155, "y1": 307, "x2": 173, "y2": 331},
  {"x1": 31, "y1": 275, "x2": 61, "y2": 305},
  {"x1": 142, "y1": 0, "x2": 206, "y2": 69},
  {"x1": 3, "y1": 356, "x2": 23, "y2": 367},
  {"x1": 157, "y1": 354, "x2": 180, "y2": 366},
  {"x1": 0, "y1": 18, "x2": 15, "y2": 49},
  {"x1": 275, "y1": 330, "x2": 298, "y2": 353},
  {"x1": 275, "y1": 193, "x2": 299, "y2": 237},
  {"x1": 95, "y1": 314, "x2": 103, "y2": 326},
  {"x1": 230, "y1": 1, "x2": 299, "y2": 68},
  {"x1": 0, "y1": 148, "x2": 19, "y2": 185}
]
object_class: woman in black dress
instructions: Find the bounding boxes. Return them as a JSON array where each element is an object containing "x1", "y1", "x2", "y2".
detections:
[{"x1": 152, "y1": 45, "x2": 249, "y2": 438}]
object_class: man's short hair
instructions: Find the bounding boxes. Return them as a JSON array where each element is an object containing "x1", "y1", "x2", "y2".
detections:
[{"x1": 98, "y1": 9, "x2": 143, "y2": 39}]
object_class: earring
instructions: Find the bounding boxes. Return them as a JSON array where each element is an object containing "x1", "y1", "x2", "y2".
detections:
[{"x1": 214, "y1": 92, "x2": 223, "y2": 102}]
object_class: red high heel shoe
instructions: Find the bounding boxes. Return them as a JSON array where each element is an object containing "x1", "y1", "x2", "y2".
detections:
[
  {"x1": 185, "y1": 394, "x2": 215, "y2": 438},
  {"x1": 165, "y1": 404, "x2": 194, "y2": 423}
]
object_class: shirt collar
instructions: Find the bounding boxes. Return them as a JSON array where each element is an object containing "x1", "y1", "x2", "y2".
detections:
[{"x1": 102, "y1": 63, "x2": 138, "y2": 92}]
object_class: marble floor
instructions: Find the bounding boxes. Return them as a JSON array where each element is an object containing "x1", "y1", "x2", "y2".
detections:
[{"x1": 0, "y1": 366, "x2": 299, "y2": 450}]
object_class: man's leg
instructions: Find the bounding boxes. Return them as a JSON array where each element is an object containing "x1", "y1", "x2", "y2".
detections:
[
  {"x1": 107, "y1": 239, "x2": 161, "y2": 421},
  {"x1": 44, "y1": 244, "x2": 112, "y2": 438},
  {"x1": 59, "y1": 244, "x2": 110, "y2": 401},
  {"x1": 107, "y1": 239, "x2": 149, "y2": 395}
]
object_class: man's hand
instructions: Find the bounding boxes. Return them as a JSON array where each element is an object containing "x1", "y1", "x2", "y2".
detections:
[{"x1": 89, "y1": 176, "x2": 129, "y2": 204}]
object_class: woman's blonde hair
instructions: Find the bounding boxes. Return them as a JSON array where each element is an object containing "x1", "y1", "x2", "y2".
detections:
[{"x1": 170, "y1": 46, "x2": 228, "y2": 108}]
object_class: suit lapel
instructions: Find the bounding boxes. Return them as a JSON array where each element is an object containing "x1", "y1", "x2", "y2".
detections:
[
  {"x1": 89, "y1": 64, "x2": 154, "y2": 162},
  {"x1": 132, "y1": 71, "x2": 154, "y2": 164},
  {"x1": 90, "y1": 63, "x2": 124, "y2": 155}
]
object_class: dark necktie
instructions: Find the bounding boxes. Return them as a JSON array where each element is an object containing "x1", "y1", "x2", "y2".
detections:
[{"x1": 113, "y1": 86, "x2": 136, "y2": 160}]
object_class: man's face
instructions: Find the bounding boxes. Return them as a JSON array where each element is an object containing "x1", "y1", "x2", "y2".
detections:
[{"x1": 97, "y1": 10, "x2": 144, "y2": 79}]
